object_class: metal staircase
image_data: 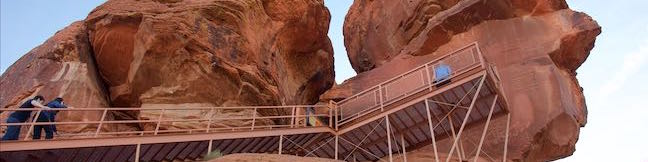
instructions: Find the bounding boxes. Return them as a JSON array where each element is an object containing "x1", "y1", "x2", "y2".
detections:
[{"x1": 0, "y1": 42, "x2": 510, "y2": 162}]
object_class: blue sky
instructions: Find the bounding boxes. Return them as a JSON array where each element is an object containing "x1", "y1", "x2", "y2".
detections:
[{"x1": 1, "y1": 0, "x2": 647, "y2": 161}]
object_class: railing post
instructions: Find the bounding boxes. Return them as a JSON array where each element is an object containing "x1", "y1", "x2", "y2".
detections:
[
  {"x1": 386, "y1": 116, "x2": 393, "y2": 162},
  {"x1": 430, "y1": 65, "x2": 436, "y2": 90},
  {"x1": 94, "y1": 109, "x2": 108, "y2": 137},
  {"x1": 379, "y1": 85, "x2": 385, "y2": 111},
  {"x1": 251, "y1": 107, "x2": 257, "y2": 130},
  {"x1": 328, "y1": 101, "x2": 333, "y2": 128},
  {"x1": 425, "y1": 64, "x2": 433, "y2": 91},
  {"x1": 154, "y1": 109, "x2": 165, "y2": 135},
  {"x1": 290, "y1": 106, "x2": 296, "y2": 128},
  {"x1": 206, "y1": 107, "x2": 215, "y2": 132},
  {"x1": 24, "y1": 109, "x2": 42, "y2": 140},
  {"x1": 335, "y1": 102, "x2": 339, "y2": 131}
]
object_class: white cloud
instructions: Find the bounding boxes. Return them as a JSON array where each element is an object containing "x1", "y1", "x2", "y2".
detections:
[{"x1": 594, "y1": 39, "x2": 648, "y2": 104}]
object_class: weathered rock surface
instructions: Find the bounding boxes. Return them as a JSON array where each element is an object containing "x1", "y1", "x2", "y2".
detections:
[
  {"x1": 86, "y1": 0, "x2": 334, "y2": 109},
  {"x1": 0, "y1": 22, "x2": 112, "y2": 135},
  {"x1": 1, "y1": 0, "x2": 334, "y2": 134},
  {"x1": 343, "y1": 0, "x2": 570, "y2": 73},
  {"x1": 326, "y1": 0, "x2": 600, "y2": 161}
]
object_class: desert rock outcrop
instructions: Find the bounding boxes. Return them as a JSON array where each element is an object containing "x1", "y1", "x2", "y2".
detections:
[
  {"x1": 0, "y1": 22, "x2": 112, "y2": 134},
  {"x1": 1, "y1": 0, "x2": 334, "y2": 134},
  {"x1": 324, "y1": 0, "x2": 600, "y2": 161}
]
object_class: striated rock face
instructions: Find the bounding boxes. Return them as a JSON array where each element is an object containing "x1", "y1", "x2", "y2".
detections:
[
  {"x1": 343, "y1": 0, "x2": 570, "y2": 73},
  {"x1": 327, "y1": 0, "x2": 600, "y2": 161},
  {"x1": 0, "y1": 22, "x2": 112, "y2": 134},
  {"x1": 1, "y1": 0, "x2": 334, "y2": 133},
  {"x1": 83, "y1": 0, "x2": 335, "y2": 130},
  {"x1": 86, "y1": 0, "x2": 334, "y2": 109}
]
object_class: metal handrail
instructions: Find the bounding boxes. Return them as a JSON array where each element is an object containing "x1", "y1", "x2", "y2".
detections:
[
  {"x1": 0, "y1": 105, "x2": 327, "y2": 111},
  {"x1": 0, "y1": 105, "x2": 332, "y2": 141},
  {"x1": 336, "y1": 42, "x2": 485, "y2": 126},
  {"x1": 1, "y1": 42, "x2": 486, "y2": 145}
]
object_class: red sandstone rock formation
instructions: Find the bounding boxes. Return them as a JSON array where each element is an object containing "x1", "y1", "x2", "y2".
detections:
[
  {"x1": 0, "y1": 22, "x2": 113, "y2": 134},
  {"x1": 86, "y1": 0, "x2": 334, "y2": 109},
  {"x1": 325, "y1": 0, "x2": 600, "y2": 161},
  {"x1": 1, "y1": 0, "x2": 333, "y2": 134}
]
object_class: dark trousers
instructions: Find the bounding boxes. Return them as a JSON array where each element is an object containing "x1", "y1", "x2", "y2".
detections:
[
  {"x1": 33, "y1": 124, "x2": 54, "y2": 140},
  {"x1": 434, "y1": 78, "x2": 452, "y2": 87},
  {"x1": 1, "y1": 117, "x2": 22, "y2": 140}
]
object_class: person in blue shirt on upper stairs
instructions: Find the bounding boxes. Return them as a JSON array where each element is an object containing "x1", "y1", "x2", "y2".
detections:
[{"x1": 434, "y1": 61, "x2": 452, "y2": 87}]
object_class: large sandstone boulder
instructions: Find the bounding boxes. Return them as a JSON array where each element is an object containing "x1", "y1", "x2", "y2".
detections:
[
  {"x1": 0, "y1": 22, "x2": 113, "y2": 135},
  {"x1": 1, "y1": 0, "x2": 334, "y2": 134},
  {"x1": 86, "y1": 0, "x2": 334, "y2": 109},
  {"x1": 325, "y1": 0, "x2": 600, "y2": 161}
]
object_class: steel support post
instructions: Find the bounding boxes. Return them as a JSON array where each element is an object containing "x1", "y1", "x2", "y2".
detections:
[
  {"x1": 279, "y1": 135, "x2": 284, "y2": 155},
  {"x1": 448, "y1": 114, "x2": 463, "y2": 161},
  {"x1": 474, "y1": 95, "x2": 498, "y2": 162},
  {"x1": 446, "y1": 75, "x2": 486, "y2": 162},
  {"x1": 135, "y1": 143, "x2": 141, "y2": 162},
  {"x1": 425, "y1": 99, "x2": 440, "y2": 162},
  {"x1": 401, "y1": 135, "x2": 407, "y2": 162},
  {"x1": 503, "y1": 113, "x2": 511, "y2": 162},
  {"x1": 335, "y1": 135, "x2": 339, "y2": 160},
  {"x1": 207, "y1": 139, "x2": 213, "y2": 156},
  {"x1": 386, "y1": 116, "x2": 393, "y2": 162}
]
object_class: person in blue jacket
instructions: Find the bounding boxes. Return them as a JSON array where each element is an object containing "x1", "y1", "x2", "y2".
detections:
[
  {"x1": 2, "y1": 95, "x2": 50, "y2": 141},
  {"x1": 434, "y1": 61, "x2": 452, "y2": 87},
  {"x1": 33, "y1": 97, "x2": 68, "y2": 140}
]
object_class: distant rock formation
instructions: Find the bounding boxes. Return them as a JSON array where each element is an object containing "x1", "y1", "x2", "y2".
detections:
[
  {"x1": 324, "y1": 0, "x2": 600, "y2": 161},
  {"x1": 1, "y1": 0, "x2": 334, "y2": 134}
]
